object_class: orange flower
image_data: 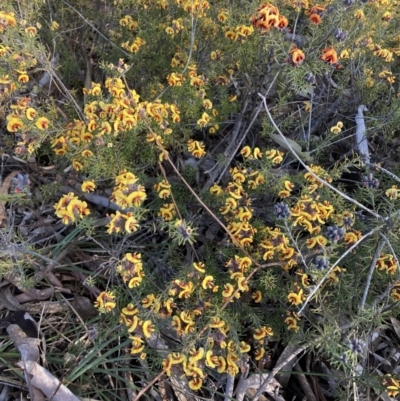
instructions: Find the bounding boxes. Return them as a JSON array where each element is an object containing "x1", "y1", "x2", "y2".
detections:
[
  {"x1": 321, "y1": 47, "x2": 338, "y2": 65},
  {"x1": 290, "y1": 46, "x2": 305, "y2": 66},
  {"x1": 309, "y1": 13, "x2": 321, "y2": 24},
  {"x1": 278, "y1": 15, "x2": 288, "y2": 28}
]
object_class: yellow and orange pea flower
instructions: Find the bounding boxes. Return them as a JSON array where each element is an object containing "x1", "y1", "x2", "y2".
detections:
[
  {"x1": 321, "y1": 47, "x2": 339, "y2": 65},
  {"x1": 289, "y1": 46, "x2": 305, "y2": 67},
  {"x1": 6, "y1": 117, "x2": 24, "y2": 132},
  {"x1": 386, "y1": 185, "x2": 400, "y2": 200},
  {"x1": 35, "y1": 116, "x2": 50, "y2": 130},
  {"x1": 94, "y1": 291, "x2": 116, "y2": 312},
  {"x1": 187, "y1": 139, "x2": 206, "y2": 158},
  {"x1": 193, "y1": 262, "x2": 205, "y2": 273},
  {"x1": 25, "y1": 26, "x2": 37, "y2": 36},
  {"x1": 210, "y1": 183, "x2": 223, "y2": 196},
  {"x1": 306, "y1": 235, "x2": 328, "y2": 249},
  {"x1": 382, "y1": 375, "x2": 400, "y2": 397},
  {"x1": 240, "y1": 145, "x2": 252, "y2": 158},
  {"x1": 285, "y1": 316, "x2": 300, "y2": 332},
  {"x1": 26, "y1": 107, "x2": 36, "y2": 120},
  {"x1": 130, "y1": 336, "x2": 145, "y2": 354},
  {"x1": 158, "y1": 203, "x2": 176, "y2": 221},
  {"x1": 81, "y1": 181, "x2": 96, "y2": 192},
  {"x1": 253, "y1": 326, "x2": 273, "y2": 342},
  {"x1": 288, "y1": 288, "x2": 305, "y2": 305}
]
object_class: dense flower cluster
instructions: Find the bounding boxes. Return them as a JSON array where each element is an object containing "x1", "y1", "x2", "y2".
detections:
[
  {"x1": 4, "y1": 0, "x2": 400, "y2": 395},
  {"x1": 116, "y1": 253, "x2": 145, "y2": 288}
]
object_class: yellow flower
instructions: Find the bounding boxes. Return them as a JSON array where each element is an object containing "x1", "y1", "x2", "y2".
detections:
[
  {"x1": 222, "y1": 283, "x2": 235, "y2": 298},
  {"x1": 26, "y1": 108, "x2": 36, "y2": 120},
  {"x1": 254, "y1": 347, "x2": 265, "y2": 361},
  {"x1": 340, "y1": 49, "x2": 350, "y2": 59},
  {"x1": 253, "y1": 147, "x2": 262, "y2": 159},
  {"x1": 72, "y1": 159, "x2": 83, "y2": 171},
  {"x1": 189, "y1": 347, "x2": 204, "y2": 363},
  {"x1": 386, "y1": 185, "x2": 399, "y2": 200},
  {"x1": 162, "y1": 357, "x2": 173, "y2": 376},
  {"x1": 121, "y1": 304, "x2": 139, "y2": 316},
  {"x1": 239, "y1": 341, "x2": 251, "y2": 353},
  {"x1": 330, "y1": 124, "x2": 342, "y2": 134},
  {"x1": 210, "y1": 183, "x2": 223, "y2": 196},
  {"x1": 237, "y1": 276, "x2": 249, "y2": 292},
  {"x1": 35, "y1": 117, "x2": 50, "y2": 130},
  {"x1": 158, "y1": 203, "x2": 176, "y2": 221},
  {"x1": 203, "y1": 99, "x2": 212, "y2": 109},
  {"x1": 154, "y1": 180, "x2": 171, "y2": 199},
  {"x1": 125, "y1": 213, "x2": 140, "y2": 233},
  {"x1": 81, "y1": 149, "x2": 93, "y2": 157},
  {"x1": 187, "y1": 139, "x2": 206, "y2": 158},
  {"x1": 126, "y1": 315, "x2": 140, "y2": 333},
  {"x1": 167, "y1": 72, "x2": 185, "y2": 86},
  {"x1": 216, "y1": 356, "x2": 227, "y2": 373},
  {"x1": 383, "y1": 375, "x2": 400, "y2": 397},
  {"x1": 306, "y1": 235, "x2": 327, "y2": 249},
  {"x1": 81, "y1": 181, "x2": 96, "y2": 192},
  {"x1": 354, "y1": 9, "x2": 364, "y2": 19},
  {"x1": 142, "y1": 320, "x2": 155, "y2": 338},
  {"x1": 241, "y1": 145, "x2": 252, "y2": 158},
  {"x1": 285, "y1": 316, "x2": 300, "y2": 332},
  {"x1": 178, "y1": 281, "x2": 194, "y2": 299},
  {"x1": 209, "y1": 317, "x2": 225, "y2": 329},
  {"x1": 7, "y1": 117, "x2": 24, "y2": 132},
  {"x1": 94, "y1": 291, "x2": 116, "y2": 313},
  {"x1": 18, "y1": 73, "x2": 29, "y2": 83},
  {"x1": 50, "y1": 21, "x2": 59, "y2": 31},
  {"x1": 188, "y1": 378, "x2": 202, "y2": 391},
  {"x1": 130, "y1": 336, "x2": 145, "y2": 354},
  {"x1": 252, "y1": 290, "x2": 262, "y2": 303},
  {"x1": 303, "y1": 101, "x2": 311, "y2": 112},
  {"x1": 25, "y1": 26, "x2": 37, "y2": 36},
  {"x1": 254, "y1": 326, "x2": 273, "y2": 341},
  {"x1": 288, "y1": 288, "x2": 305, "y2": 305},
  {"x1": 196, "y1": 112, "x2": 210, "y2": 127},
  {"x1": 142, "y1": 294, "x2": 156, "y2": 308},
  {"x1": 169, "y1": 352, "x2": 186, "y2": 365},
  {"x1": 344, "y1": 230, "x2": 361, "y2": 245}
]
